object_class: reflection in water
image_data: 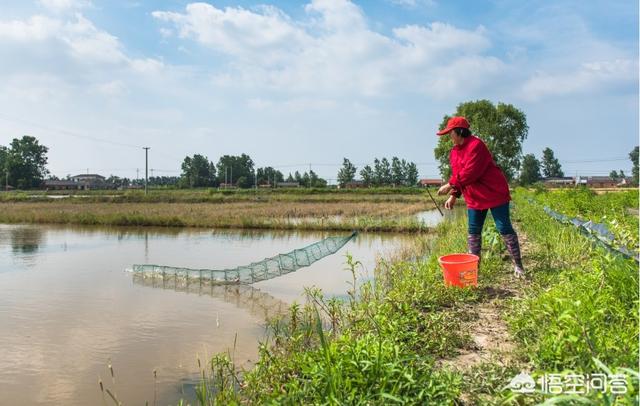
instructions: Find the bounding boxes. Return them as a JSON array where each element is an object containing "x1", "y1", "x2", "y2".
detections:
[
  {"x1": 0, "y1": 223, "x2": 415, "y2": 405},
  {"x1": 132, "y1": 273, "x2": 288, "y2": 321},
  {"x1": 0, "y1": 226, "x2": 46, "y2": 269},
  {"x1": 9, "y1": 226, "x2": 45, "y2": 254}
]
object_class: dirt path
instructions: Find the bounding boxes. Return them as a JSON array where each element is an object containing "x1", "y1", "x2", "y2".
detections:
[{"x1": 438, "y1": 228, "x2": 532, "y2": 372}]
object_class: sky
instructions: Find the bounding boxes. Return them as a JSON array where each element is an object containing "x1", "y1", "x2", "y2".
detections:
[{"x1": 0, "y1": 0, "x2": 637, "y2": 182}]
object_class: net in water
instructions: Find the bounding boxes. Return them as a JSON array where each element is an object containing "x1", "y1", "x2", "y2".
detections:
[{"x1": 132, "y1": 231, "x2": 357, "y2": 284}]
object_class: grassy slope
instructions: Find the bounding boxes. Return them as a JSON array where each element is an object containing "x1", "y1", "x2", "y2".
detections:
[{"x1": 193, "y1": 188, "x2": 638, "y2": 405}]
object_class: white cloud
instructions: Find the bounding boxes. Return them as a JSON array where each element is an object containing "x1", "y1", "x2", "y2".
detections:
[
  {"x1": 38, "y1": 0, "x2": 90, "y2": 12},
  {"x1": 90, "y1": 80, "x2": 128, "y2": 97},
  {"x1": 387, "y1": 0, "x2": 436, "y2": 8},
  {"x1": 522, "y1": 59, "x2": 637, "y2": 101},
  {"x1": 62, "y1": 14, "x2": 126, "y2": 64},
  {"x1": 152, "y1": 1, "x2": 500, "y2": 98},
  {"x1": 0, "y1": 15, "x2": 60, "y2": 41}
]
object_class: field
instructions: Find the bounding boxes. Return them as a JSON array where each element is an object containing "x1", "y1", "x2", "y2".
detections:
[
  {"x1": 1, "y1": 186, "x2": 638, "y2": 404},
  {"x1": 187, "y1": 188, "x2": 639, "y2": 405},
  {"x1": 0, "y1": 188, "x2": 441, "y2": 232}
]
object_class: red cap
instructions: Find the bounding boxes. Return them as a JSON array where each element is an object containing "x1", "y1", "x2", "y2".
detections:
[{"x1": 436, "y1": 116, "x2": 470, "y2": 136}]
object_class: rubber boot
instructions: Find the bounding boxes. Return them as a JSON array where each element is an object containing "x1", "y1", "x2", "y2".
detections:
[
  {"x1": 501, "y1": 233, "x2": 525, "y2": 278},
  {"x1": 467, "y1": 234, "x2": 482, "y2": 265}
]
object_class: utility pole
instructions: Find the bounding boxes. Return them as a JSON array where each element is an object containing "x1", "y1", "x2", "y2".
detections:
[{"x1": 143, "y1": 147, "x2": 150, "y2": 195}]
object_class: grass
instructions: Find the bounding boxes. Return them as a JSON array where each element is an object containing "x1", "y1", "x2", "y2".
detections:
[
  {"x1": 0, "y1": 193, "x2": 443, "y2": 232},
  {"x1": 188, "y1": 188, "x2": 638, "y2": 405}
]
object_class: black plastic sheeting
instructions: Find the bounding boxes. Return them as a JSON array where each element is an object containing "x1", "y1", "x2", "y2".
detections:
[{"x1": 533, "y1": 200, "x2": 639, "y2": 262}]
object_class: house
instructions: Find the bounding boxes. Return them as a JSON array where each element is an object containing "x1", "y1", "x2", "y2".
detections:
[
  {"x1": 338, "y1": 180, "x2": 365, "y2": 189},
  {"x1": 44, "y1": 180, "x2": 86, "y2": 190},
  {"x1": 218, "y1": 183, "x2": 237, "y2": 189},
  {"x1": 616, "y1": 177, "x2": 635, "y2": 187},
  {"x1": 576, "y1": 176, "x2": 618, "y2": 188},
  {"x1": 275, "y1": 182, "x2": 300, "y2": 188},
  {"x1": 542, "y1": 177, "x2": 575, "y2": 188},
  {"x1": 419, "y1": 179, "x2": 445, "y2": 188},
  {"x1": 71, "y1": 174, "x2": 106, "y2": 183}
]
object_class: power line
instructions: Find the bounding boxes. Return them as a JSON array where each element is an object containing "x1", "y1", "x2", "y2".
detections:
[{"x1": 0, "y1": 113, "x2": 143, "y2": 149}]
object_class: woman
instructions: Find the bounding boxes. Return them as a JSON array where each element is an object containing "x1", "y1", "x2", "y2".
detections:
[{"x1": 435, "y1": 116, "x2": 525, "y2": 278}]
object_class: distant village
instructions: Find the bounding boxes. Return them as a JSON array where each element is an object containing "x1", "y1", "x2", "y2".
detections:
[{"x1": 39, "y1": 173, "x2": 636, "y2": 191}]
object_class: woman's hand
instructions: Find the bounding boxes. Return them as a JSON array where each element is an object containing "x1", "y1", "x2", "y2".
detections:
[
  {"x1": 437, "y1": 183, "x2": 453, "y2": 195},
  {"x1": 444, "y1": 195, "x2": 456, "y2": 210}
]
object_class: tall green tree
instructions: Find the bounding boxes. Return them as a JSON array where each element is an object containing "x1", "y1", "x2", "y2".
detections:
[
  {"x1": 0, "y1": 146, "x2": 7, "y2": 189},
  {"x1": 379, "y1": 158, "x2": 392, "y2": 185},
  {"x1": 541, "y1": 147, "x2": 564, "y2": 177},
  {"x1": 216, "y1": 154, "x2": 254, "y2": 188},
  {"x1": 372, "y1": 158, "x2": 382, "y2": 186},
  {"x1": 1, "y1": 136, "x2": 49, "y2": 189},
  {"x1": 630, "y1": 146, "x2": 639, "y2": 186},
  {"x1": 609, "y1": 170, "x2": 620, "y2": 180},
  {"x1": 391, "y1": 157, "x2": 405, "y2": 187},
  {"x1": 337, "y1": 158, "x2": 357, "y2": 187},
  {"x1": 180, "y1": 154, "x2": 216, "y2": 188},
  {"x1": 256, "y1": 167, "x2": 284, "y2": 186},
  {"x1": 360, "y1": 165, "x2": 374, "y2": 187},
  {"x1": 404, "y1": 161, "x2": 419, "y2": 186},
  {"x1": 308, "y1": 170, "x2": 327, "y2": 188},
  {"x1": 519, "y1": 154, "x2": 542, "y2": 186},
  {"x1": 434, "y1": 100, "x2": 528, "y2": 181}
]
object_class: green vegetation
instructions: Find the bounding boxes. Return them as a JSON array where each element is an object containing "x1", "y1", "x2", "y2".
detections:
[
  {"x1": 541, "y1": 147, "x2": 564, "y2": 178},
  {"x1": 530, "y1": 187, "x2": 638, "y2": 252},
  {"x1": 434, "y1": 100, "x2": 529, "y2": 181},
  {"x1": 0, "y1": 135, "x2": 49, "y2": 189},
  {"x1": 189, "y1": 188, "x2": 638, "y2": 405},
  {"x1": 0, "y1": 190, "x2": 442, "y2": 232}
]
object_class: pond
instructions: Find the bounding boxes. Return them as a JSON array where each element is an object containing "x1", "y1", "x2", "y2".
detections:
[{"x1": 0, "y1": 224, "x2": 425, "y2": 405}]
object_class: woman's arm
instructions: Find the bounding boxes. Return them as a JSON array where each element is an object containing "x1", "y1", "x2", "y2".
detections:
[{"x1": 448, "y1": 141, "x2": 491, "y2": 190}]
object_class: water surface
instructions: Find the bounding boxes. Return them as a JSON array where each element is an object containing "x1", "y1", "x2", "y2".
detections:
[{"x1": 0, "y1": 224, "x2": 415, "y2": 405}]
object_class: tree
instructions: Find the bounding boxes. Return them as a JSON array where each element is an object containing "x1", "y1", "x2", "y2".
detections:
[
  {"x1": 337, "y1": 158, "x2": 357, "y2": 187},
  {"x1": 360, "y1": 165, "x2": 374, "y2": 187},
  {"x1": 519, "y1": 154, "x2": 541, "y2": 186},
  {"x1": 379, "y1": 158, "x2": 392, "y2": 185},
  {"x1": 0, "y1": 146, "x2": 7, "y2": 189},
  {"x1": 372, "y1": 158, "x2": 382, "y2": 186},
  {"x1": 434, "y1": 100, "x2": 528, "y2": 181},
  {"x1": 1, "y1": 136, "x2": 49, "y2": 189},
  {"x1": 181, "y1": 154, "x2": 216, "y2": 188},
  {"x1": 216, "y1": 154, "x2": 254, "y2": 188},
  {"x1": 404, "y1": 161, "x2": 419, "y2": 186},
  {"x1": 609, "y1": 170, "x2": 620, "y2": 180},
  {"x1": 286, "y1": 173, "x2": 295, "y2": 182},
  {"x1": 391, "y1": 157, "x2": 405, "y2": 187},
  {"x1": 541, "y1": 147, "x2": 564, "y2": 178},
  {"x1": 257, "y1": 167, "x2": 283, "y2": 186},
  {"x1": 308, "y1": 170, "x2": 327, "y2": 188},
  {"x1": 630, "y1": 146, "x2": 639, "y2": 186}
]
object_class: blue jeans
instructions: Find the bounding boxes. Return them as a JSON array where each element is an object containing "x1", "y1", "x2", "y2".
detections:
[{"x1": 468, "y1": 202, "x2": 515, "y2": 235}]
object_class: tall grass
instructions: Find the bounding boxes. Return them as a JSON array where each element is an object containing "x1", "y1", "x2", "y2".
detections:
[
  {"x1": 170, "y1": 188, "x2": 638, "y2": 404},
  {"x1": 0, "y1": 200, "x2": 440, "y2": 232}
]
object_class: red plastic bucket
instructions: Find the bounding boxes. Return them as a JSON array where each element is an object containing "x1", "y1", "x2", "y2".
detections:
[{"x1": 438, "y1": 253, "x2": 479, "y2": 288}]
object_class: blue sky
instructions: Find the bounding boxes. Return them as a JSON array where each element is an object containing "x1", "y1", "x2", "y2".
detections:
[{"x1": 0, "y1": 0, "x2": 637, "y2": 182}]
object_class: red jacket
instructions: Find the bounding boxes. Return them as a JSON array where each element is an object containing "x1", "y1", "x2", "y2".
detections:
[{"x1": 448, "y1": 135, "x2": 511, "y2": 210}]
